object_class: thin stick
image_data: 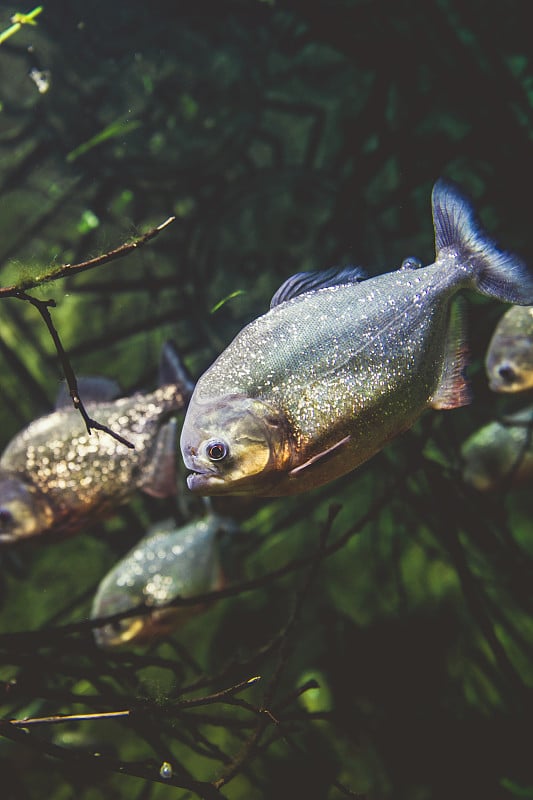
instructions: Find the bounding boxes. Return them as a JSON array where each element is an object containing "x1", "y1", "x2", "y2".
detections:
[
  {"x1": 9, "y1": 710, "x2": 131, "y2": 727},
  {"x1": 15, "y1": 292, "x2": 134, "y2": 447},
  {"x1": 172, "y1": 676, "x2": 261, "y2": 711}
]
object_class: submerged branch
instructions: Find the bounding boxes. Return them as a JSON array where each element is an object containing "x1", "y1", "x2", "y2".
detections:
[
  {"x1": 0, "y1": 216, "x2": 176, "y2": 297},
  {"x1": 0, "y1": 217, "x2": 175, "y2": 445},
  {"x1": 9, "y1": 709, "x2": 131, "y2": 727},
  {"x1": 15, "y1": 291, "x2": 135, "y2": 448},
  {"x1": 0, "y1": 719, "x2": 225, "y2": 800},
  {"x1": 7, "y1": 678, "x2": 262, "y2": 728},
  {"x1": 213, "y1": 505, "x2": 338, "y2": 790},
  {"x1": 0, "y1": 475, "x2": 407, "y2": 648}
]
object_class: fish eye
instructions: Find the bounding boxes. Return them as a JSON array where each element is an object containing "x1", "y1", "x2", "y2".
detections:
[
  {"x1": 103, "y1": 619, "x2": 128, "y2": 638},
  {"x1": 206, "y1": 441, "x2": 228, "y2": 461},
  {"x1": 498, "y1": 365, "x2": 517, "y2": 383}
]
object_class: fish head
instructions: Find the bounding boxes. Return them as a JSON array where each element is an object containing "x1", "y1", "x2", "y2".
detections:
[
  {"x1": 486, "y1": 336, "x2": 533, "y2": 392},
  {"x1": 486, "y1": 305, "x2": 533, "y2": 393},
  {"x1": 92, "y1": 607, "x2": 147, "y2": 649},
  {"x1": 180, "y1": 394, "x2": 292, "y2": 495},
  {"x1": 92, "y1": 587, "x2": 193, "y2": 648},
  {"x1": 0, "y1": 475, "x2": 54, "y2": 543},
  {"x1": 91, "y1": 581, "x2": 175, "y2": 648},
  {"x1": 485, "y1": 337, "x2": 533, "y2": 392}
]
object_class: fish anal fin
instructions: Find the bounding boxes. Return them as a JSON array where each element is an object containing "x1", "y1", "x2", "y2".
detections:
[
  {"x1": 289, "y1": 435, "x2": 351, "y2": 477},
  {"x1": 429, "y1": 299, "x2": 471, "y2": 410},
  {"x1": 140, "y1": 419, "x2": 177, "y2": 498}
]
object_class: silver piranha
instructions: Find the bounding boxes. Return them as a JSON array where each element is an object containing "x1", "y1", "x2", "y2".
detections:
[
  {"x1": 461, "y1": 406, "x2": 533, "y2": 491},
  {"x1": 485, "y1": 305, "x2": 533, "y2": 392},
  {"x1": 91, "y1": 514, "x2": 234, "y2": 647},
  {"x1": 0, "y1": 343, "x2": 194, "y2": 543},
  {"x1": 181, "y1": 180, "x2": 533, "y2": 496}
]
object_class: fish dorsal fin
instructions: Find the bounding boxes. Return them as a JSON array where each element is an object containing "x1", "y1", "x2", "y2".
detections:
[
  {"x1": 429, "y1": 298, "x2": 471, "y2": 410},
  {"x1": 55, "y1": 377, "x2": 121, "y2": 409},
  {"x1": 159, "y1": 340, "x2": 195, "y2": 395},
  {"x1": 288, "y1": 435, "x2": 351, "y2": 477},
  {"x1": 270, "y1": 266, "x2": 366, "y2": 308}
]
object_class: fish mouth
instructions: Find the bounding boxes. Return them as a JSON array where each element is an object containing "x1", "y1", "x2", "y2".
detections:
[
  {"x1": 182, "y1": 450, "x2": 223, "y2": 493},
  {"x1": 186, "y1": 468, "x2": 226, "y2": 493},
  {"x1": 488, "y1": 378, "x2": 514, "y2": 393}
]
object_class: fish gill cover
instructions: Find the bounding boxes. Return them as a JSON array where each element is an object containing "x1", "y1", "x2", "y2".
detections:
[{"x1": 0, "y1": 1, "x2": 533, "y2": 799}]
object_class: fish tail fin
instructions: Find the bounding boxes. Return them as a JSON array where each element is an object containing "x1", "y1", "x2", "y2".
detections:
[{"x1": 432, "y1": 179, "x2": 533, "y2": 304}]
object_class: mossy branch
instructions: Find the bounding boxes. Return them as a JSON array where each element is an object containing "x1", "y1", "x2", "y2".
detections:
[
  {"x1": 0, "y1": 215, "x2": 175, "y2": 297},
  {"x1": 0, "y1": 216, "x2": 175, "y2": 445}
]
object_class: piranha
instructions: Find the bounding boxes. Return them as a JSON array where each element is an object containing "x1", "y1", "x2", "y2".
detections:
[
  {"x1": 485, "y1": 305, "x2": 533, "y2": 392},
  {"x1": 181, "y1": 180, "x2": 533, "y2": 496},
  {"x1": 0, "y1": 342, "x2": 194, "y2": 544},
  {"x1": 461, "y1": 406, "x2": 533, "y2": 491},
  {"x1": 91, "y1": 514, "x2": 235, "y2": 647}
]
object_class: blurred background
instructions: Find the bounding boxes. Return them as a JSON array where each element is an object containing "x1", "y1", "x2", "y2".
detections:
[{"x1": 0, "y1": 1, "x2": 532, "y2": 798}]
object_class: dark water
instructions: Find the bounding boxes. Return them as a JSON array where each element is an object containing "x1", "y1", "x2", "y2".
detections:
[{"x1": 0, "y1": 1, "x2": 532, "y2": 798}]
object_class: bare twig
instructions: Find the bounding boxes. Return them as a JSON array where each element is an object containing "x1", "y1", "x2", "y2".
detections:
[
  {"x1": 14, "y1": 291, "x2": 134, "y2": 447},
  {"x1": 9, "y1": 709, "x2": 131, "y2": 727},
  {"x1": 5, "y1": 677, "x2": 262, "y2": 729},
  {"x1": 213, "y1": 505, "x2": 339, "y2": 790},
  {"x1": 0, "y1": 720, "x2": 225, "y2": 800},
  {"x1": 170, "y1": 676, "x2": 261, "y2": 712}
]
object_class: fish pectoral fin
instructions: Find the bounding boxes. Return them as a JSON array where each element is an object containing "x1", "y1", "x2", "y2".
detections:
[
  {"x1": 429, "y1": 298, "x2": 471, "y2": 410},
  {"x1": 140, "y1": 419, "x2": 177, "y2": 498},
  {"x1": 288, "y1": 435, "x2": 351, "y2": 477},
  {"x1": 55, "y1": 376, "x2": 121, "y2": 409},
  {"x1": 270, "y1": 266, "x2": 366, "y2": 308}
]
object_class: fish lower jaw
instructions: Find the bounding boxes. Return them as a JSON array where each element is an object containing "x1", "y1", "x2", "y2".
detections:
[{"x1": 186, "y1": 471, "x2": 226, "y2": 494}]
